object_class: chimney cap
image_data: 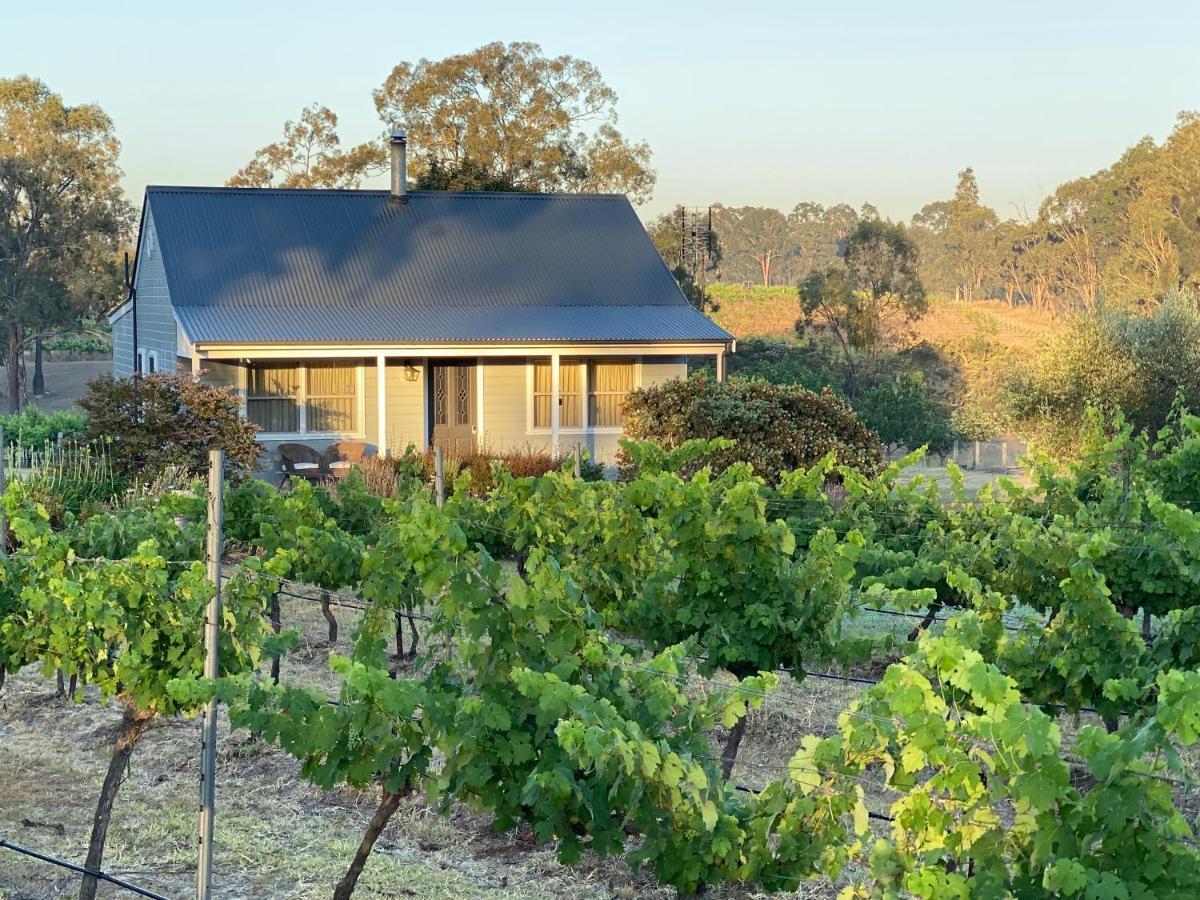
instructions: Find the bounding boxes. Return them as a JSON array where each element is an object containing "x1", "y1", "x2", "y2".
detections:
[{"x1": 390, "y1": 128, "x2": 407, "y2": 143}]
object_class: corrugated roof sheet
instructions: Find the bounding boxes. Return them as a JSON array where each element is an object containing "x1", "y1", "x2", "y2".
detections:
[
  {"x1": 174, "y1": 304, "x2": 732, "y2": 344},
  {"x1": 146, "y1": 187, "x2": 733, "y2": 345}
]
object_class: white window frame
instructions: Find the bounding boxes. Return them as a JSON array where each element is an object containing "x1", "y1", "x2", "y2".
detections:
[
  {"x1": 526, "y1": 356, "x2": 640, "y2": 435},
  {"x1": 135, "y1": 347, "x2": 160, "y2": 374},
  {"x1": 241, "y1": 360, "x2": 366, "y2": 440}
]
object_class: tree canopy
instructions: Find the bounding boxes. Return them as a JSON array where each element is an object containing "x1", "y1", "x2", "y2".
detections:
[
  {"x1": 798, "y1": 219, "x2": 927, "y2": 395},
  {"x1": 677, "y1": 113, "x2": 1200, "y2": 312},
  {"x1": 227, "y1": 103, "x2": 387, "y2": 189},
  {"x1": 373, "y1": 42, "x2": 655, "y2": 202},
  {"x1": 0, "y1": 76, "x2": 132, "y2": 412}
]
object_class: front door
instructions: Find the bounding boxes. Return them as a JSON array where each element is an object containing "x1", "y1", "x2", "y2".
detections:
[{"x1": 430, "y1": 362, "x2": 477, "y2": 455}]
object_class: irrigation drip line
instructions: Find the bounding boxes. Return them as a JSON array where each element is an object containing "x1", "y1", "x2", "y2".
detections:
[
  {"x1": 0, "y1": 837, "x2": 171, "y2": 900},
  {"x1": 218, "y1": 570, "x2": 432, "y2": 623}
]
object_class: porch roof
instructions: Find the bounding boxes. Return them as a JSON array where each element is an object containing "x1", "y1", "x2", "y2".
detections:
[{"x1": 178, "y1": 303, "x2": 731, "y2": 345}]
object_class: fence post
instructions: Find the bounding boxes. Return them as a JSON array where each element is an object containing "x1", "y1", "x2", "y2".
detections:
[
  {"x1": 573, "y1": 443, "x2": 582, "y2": 478},
  {"x1": 0, "y1": 427, "x2": 6, "y2": 559},
  {"x1": 951, "y1": 439, "x2": 959, "y2": 468},
  {"x1": 973, "y1": 441, "x2": 981, "y2": 470},
  {"x1": 434, "y1": 446, "x2": 445, "y2": 508},
  {"x1": 197, "y1": 449, "x2": 224, "y2": 900},
  {"x1": 1001, "y1": 440, "x2": 1008, "y2": 469}
]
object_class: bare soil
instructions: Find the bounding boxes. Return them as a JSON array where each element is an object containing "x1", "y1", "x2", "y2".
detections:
[{"x1": 0, "y1": 361, "x2": 111, "y2": 414}]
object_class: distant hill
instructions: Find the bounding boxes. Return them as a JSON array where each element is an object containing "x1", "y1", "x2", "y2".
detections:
[{"x1": 707, "y1": 284, "x2": 1064, "y2": 354}]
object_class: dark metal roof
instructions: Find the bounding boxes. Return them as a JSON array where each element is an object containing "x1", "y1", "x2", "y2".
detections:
[
  {"x1": 146, "y1": 186, "x2": 732, "y2": 346},
  {"x1": 175, "y1": 304, "x2": 732, "y2": 344}
]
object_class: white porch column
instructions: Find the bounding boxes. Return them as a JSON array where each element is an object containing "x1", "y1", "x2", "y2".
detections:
[
  {"x1": 376, "y1": 354, "x2": 388, "y2": 456},
  {"x1": 550, "y1": 352, "x2": 561, "y2": 454},
  {"x1": 190, "y1": 353, "x2": 200, "y2": 379},
  {"x1": 716, "y1": 349, "x2": 727, "y2": 383},
  {"x1": 475, "y1": 361, "x2": 485, "y2": 446}
]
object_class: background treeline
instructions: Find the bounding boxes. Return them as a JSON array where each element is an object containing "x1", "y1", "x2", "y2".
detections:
[
  {"x1": 652, "y1": 112, "x2": 1200, "y2": 311},
  {"x1": 648, "y1": 112, "x2": 1200, "y2": 457}
]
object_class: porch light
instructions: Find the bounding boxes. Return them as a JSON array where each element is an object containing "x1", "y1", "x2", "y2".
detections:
[{"x1": 404, "y1": 362, "x2": 420, "y2": 382}]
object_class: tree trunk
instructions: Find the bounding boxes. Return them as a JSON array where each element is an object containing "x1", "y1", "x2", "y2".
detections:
[
  {"x1": 32, "y1": 338, "x2": 44, "y2": 396},
  {"x1": 407, "y1": 615, "x2": 419, "y2": 660},
  {"x1": 907, "y1": 606, "x2": 940, "y2": 642},
  {"x1": 269, "y1": 592, "x2": 281, "y2": 685},
  {"x1": 720, "y1": 717, "x2": 748, "y2": 780},
  {"x1": 80, "y1": 706, "x2": 154, "y2": 900},
  {"x1": 321, "y1": 591, "x2": 337, "y2": 643},
  {"x1": 6, "y1": 323, "x2": 21, "y2": 414},
  {"x1": 332, "y1": 787, "x2": 405, "y2": 900}
]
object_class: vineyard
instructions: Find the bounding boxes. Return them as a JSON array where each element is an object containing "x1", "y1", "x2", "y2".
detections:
[{"x1": 4, "y1": 411, "x2": 1200, "y2": 898}]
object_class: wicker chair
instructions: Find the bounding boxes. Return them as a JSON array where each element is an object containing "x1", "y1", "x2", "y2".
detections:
[
  {"x1": 277, "y1": 443, "x2": 326, "y2": 485},
  {"x1": 325, "y1": 441, "x2": 372, "y2": 479}
]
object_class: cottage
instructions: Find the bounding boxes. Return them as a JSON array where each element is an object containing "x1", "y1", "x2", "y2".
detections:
[{"x1": 109, "y1": 132, "x2": 733, "y2": 470}]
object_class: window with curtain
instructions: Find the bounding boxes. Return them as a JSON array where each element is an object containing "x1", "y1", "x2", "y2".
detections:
[
  {"x1": 588, "y1": 360, "x2": 634, "y2": 427},
  {"x1": 307, "y1": 363, "x2": 357, "y2": 432},
  {"x1": 246, "y1": 365, "x2": 301, "y2": 432},
  {"x1": 532, "y1": 360, "x2": 582, "y2": 428},
  {"x1": 245, "y1": 362, "x2": 358, "y2": 433}
]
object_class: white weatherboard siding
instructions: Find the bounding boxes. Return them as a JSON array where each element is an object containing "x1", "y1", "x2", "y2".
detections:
[
  {"x1": 642, "y1": 356, "x2": 687, "y2": 387},
  {"x1": 128, "y1": 210, "x2": 178, "y2": 369},
  {"x1": 111, "y1": 309, "x2": 134, "y2": 378},
  {"x1": 361, "y1": 361, "x2": 425, "y2": 455},
  {"x1": 480, "y1": 359, "x2": 527, "y2": 452}
]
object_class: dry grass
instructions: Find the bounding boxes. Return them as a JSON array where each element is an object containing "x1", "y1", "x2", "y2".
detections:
[
  {"x1": 909, "y1": 300, "x2": 1063, "y2": 353},
  {"x1": 708, "y1": 293, "x2": 1064, "y2": 355},
  {"x1": 0, "y1": 361, "x2": 111, "y2": 415}
]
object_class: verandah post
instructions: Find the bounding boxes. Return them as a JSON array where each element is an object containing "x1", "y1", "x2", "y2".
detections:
[
  {"x1": 196, "y1": 449, "x2": 224, "y2": 900},
  {"x1": 0, "y1": 426, "x2": 7, "y2": 559},
  {"x1": 434, "y1": 445, "x2": 445, "y2": 508}
]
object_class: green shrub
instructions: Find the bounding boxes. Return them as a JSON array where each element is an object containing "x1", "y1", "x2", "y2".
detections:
[
  {"x1": 1004, "y1": 291, "x2": 1200, "y2": 451},
  {"x1": 0, "y1": 407, "x2": 86, "y2": 449},
  {"x1": 620, "y1": 373, "x2": 884, "y2": 482},
  {"x1": 854, "y1": 373, "x2": 958, "y2": 454},
  {"x1": 79, "y1": 373, "x2": 262, "y2": 481},
  {"x1": 719, "y1": 337, "x2": 841, "y2": 391},
  {"x1": 44, "y1": 335, "x2": 111, "y2": 355}
]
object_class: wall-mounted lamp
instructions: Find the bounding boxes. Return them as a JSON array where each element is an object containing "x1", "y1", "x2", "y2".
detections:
[{"x1": 403, "y1": 362, "x2": 420, "y2": 383}]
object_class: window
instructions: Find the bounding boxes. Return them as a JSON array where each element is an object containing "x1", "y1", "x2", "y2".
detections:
[
  {"x1": 531, "y1": 358, "x2": 633, "y2": 429},
  {"x1": 532, "y1": 360, "x2": 582, "y2": 428},
  {"x1": 245, "y1": 362, "x2": 359, "y2": 434},
  {"x1": 247, "y1": 365, "x2": 301, "y2": 432},
  {"x1": 306, "y1": 363, "x2": 357, "y2": 432},
  {"x1": 588, "y1": 360, "x2": 634, "y2": 427}
]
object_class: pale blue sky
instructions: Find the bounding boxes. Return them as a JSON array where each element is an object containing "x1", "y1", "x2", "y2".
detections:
[{"x1": 7, "y1": 0, "x2": 1198, "y2": 221}]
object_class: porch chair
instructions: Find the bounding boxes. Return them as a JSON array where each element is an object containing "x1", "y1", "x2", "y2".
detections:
[
  {"x1": 277, "y1": 443, "x2": 326, "y2": 485},
  {"x1": 325, "y1": 441, "x2": 372, "y2": 479}
]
